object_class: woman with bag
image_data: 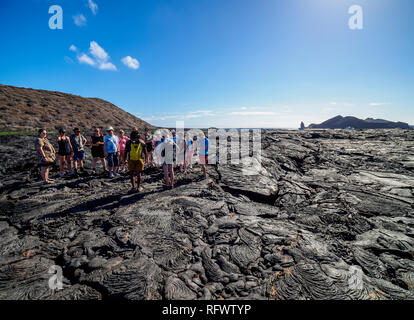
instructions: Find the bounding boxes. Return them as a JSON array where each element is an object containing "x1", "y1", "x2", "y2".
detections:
[
  {"x1": 57, "y1": 128, "x2": 73, "y2": 177},
  {"x1": 34, "y1": 129, "x2": 56, "y2": 184}
]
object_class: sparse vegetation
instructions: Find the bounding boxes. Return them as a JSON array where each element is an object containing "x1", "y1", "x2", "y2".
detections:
[
  {"x1": 0, "y1": 130, "x2": 39, "y2": 135},
  {"x1": 0, "y1": 84, "x2": 153, "y2": 132}
]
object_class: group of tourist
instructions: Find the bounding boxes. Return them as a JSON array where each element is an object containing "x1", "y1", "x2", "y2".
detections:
[{"x1": 34, "y1": 127, "x2": 209, "y2": 192}]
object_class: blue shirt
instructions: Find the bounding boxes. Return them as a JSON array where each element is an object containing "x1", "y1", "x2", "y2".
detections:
[
  {"x1": 199, "y1": 137, "x2": 209, "y2": 155},
  {"x1": 104, "y1": 135, "x2": 119, "y2": 153}
]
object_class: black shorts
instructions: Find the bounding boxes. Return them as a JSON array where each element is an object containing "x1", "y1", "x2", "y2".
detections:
[
  {"x1": 146, "y1": 142, "x2": 153, "y2": 152},
  {"x1": 91, "y1": 148, "x2": 105, "y2": 158},
  {"x1": 39, "y1": 161, "x2": 55, "y2": 167},
  {"x1": 58, "y1": 150, "x2": 71, "y2": 156}
]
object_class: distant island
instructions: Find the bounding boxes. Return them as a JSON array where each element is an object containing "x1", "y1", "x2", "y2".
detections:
[{"x1": 308, "y1": 115, "x2": 410, "y2": 129}]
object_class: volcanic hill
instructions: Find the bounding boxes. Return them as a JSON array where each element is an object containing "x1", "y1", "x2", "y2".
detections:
[{"x1": 0, "y1": 84, "x2": 152, "y2": 132}]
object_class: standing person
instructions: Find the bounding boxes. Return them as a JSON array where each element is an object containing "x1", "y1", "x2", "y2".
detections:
[
  {"x1": 176, "y1": 132, "x2": 187, "y2": 173},
  {"x1": 69, "y1": 128, "x2": 87, "y2": 174},
  {"x1": 34, "y1": 129, "x2": 56, "y2": 184},
  {"x1": 104, "y1": 126, "x2": 120, "y2": 178},
  {"x1": 144, "y1": 127, "x2": 154, "y2": 167},
  {"x1": 198, "y1": 132, "x2": 209, "y2": 179},
  {"x1": 171, "y1": 129, "x2": 177, "y2": 143},
  {"x1": 171, "y1": 129, "x2": 179, "y2": 170},
  {"x1": 90, "y1": 127, "x2": 106, "y2": 174},
  {"x1": 152, "y1": 129, "x2": 163, "y2": 168},
  {"x1": 156, "y1": 130, "x2": 178, "y2": 188},
  {"x1": 186, "y1": 136, "x2": 194, "y2": 169},
  {"x1": 56, "y1": 128, "x2": 73, "y2": 177},
  {"x1": 117, "y1": 130, "x2": 130, "y2": 173},
  {"x1": 125, "y1": 130, "x2": 146, "y2": 192}
]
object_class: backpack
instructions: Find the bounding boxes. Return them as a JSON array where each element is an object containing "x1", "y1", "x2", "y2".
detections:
[{"x1": 130, "y1": 142, "x2": 143, "y2": 161}]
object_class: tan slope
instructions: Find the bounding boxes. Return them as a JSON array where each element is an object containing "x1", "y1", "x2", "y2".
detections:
[{"x1": 0, "y1": 84, "x2": 154, "y2": 132}]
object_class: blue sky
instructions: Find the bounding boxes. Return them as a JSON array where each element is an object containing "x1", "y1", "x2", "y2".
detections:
[{"x1": 0, "y1": 0, "x2": 413, "y2": 128}]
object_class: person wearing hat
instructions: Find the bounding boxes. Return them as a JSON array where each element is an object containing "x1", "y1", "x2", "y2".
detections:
[
  {"x1": 125, "y1": 129, "x2": 146, "y2": 192},
  {"x1": 35, "y1": 129, "x2": 56, "y2": 184},
  {"x1": 104, "y1": 126, "x2": 120, "y2": 178},
  {"x1": 69, "y1": 127, "x2": 87, "y2": 174},
  {"x1": 90, "y1": 127, "x2": 106, "y2": 174},
  {"x1": 171, "y1": 129, "x2": 177, "y2": 143},
  {"x1": 56, "y1": 128, "x2": 73, "y2": 177}
]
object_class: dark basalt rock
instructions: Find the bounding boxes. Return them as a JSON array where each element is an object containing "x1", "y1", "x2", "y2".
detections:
[{"x1": 0, "y1": 129, "x2": 413, "y2": 300}]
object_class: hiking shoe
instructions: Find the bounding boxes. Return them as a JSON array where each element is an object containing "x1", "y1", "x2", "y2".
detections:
[
  {"x1": 108, "y1": 172, "x2": 114, "y2": 178},
  {"x1": 59, "y1": 173, "x2": 65, "y2": 178},
  {"x1": 68, "y1": 171, "x2": 75, "y2": 176},
  {"x1": 113, "y1": 172, "x2": 120, "y2": 177},
  {"x1": 137, "y1": 186, "x2": 143, "y2": 192}
]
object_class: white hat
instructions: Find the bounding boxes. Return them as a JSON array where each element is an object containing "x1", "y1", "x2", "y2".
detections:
[{"x1": 106, "y1": 126, "x2": 114, "y2": 131}]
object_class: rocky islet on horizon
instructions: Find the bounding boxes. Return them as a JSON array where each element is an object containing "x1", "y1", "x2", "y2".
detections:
[{"x1": 308, "y1": 115, "x2": 411, "y2": 130}]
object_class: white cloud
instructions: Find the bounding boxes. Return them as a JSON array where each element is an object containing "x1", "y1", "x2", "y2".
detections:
[
  {"x1": 88, "y1": 0, "x2": 98, "y2": 15},
  {"x1": 89, "y1": 41, "x2": 109, "y2": 61},
  {"x1": 185, "y1": 111, "x2": 215, "y2": 119},
  {"x1": 78, "y1": 53, "x2": 96, "y2": 66},
  {"x1": 99, "y1": 62, "x2": 117, "y2": 71},
  {"x1": 73, "y1": 14, "x2": 87, "y2": 27},
  {"x1": 142, "y1": 110, "x2": 215, "y2": 121},
  {"x1": 121, "y1": 56, "x2": 140, "y2": 69},
  {"x1": 328, "y1": 101, "x2": 354, "y2": 107},
  {"x1": 69, "y1": 44, "x2": 78, "y2": 52},
  {"x1": 64, "y1": 56, "x2": 74, "y2": 64},
  {"x1": 369, "y1": 102, "x2": 388, "y2": 106},
  {"x1": 229, "y1": 111, "x2": 279, "y2": 116},
  {"x1": 73, "y1": 41, "x2": 117, "y2": 71},
  {"x1": 238, "y1": 106, "x2": 259, "y2": 111}
]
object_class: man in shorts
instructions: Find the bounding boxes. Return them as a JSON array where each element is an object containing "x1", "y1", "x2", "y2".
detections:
[
  {"x1": 125, "y1": 130, "x2": 146, "y2": 192},
  {"x1": 90, "y1": 127, "x2": 106, "y2": 174},
  {"x1": 104, "y1": 126, "x2": 120, "y2": 178},
  {"x1": 69, "y1": 128, "x2": 87, "y2": 174},
  {"x1": 144, "y1": 127, "x2": 154, "y2": 167},
  {"x1": 198, "y1": 132, "x2": 209, "y2": 179}
]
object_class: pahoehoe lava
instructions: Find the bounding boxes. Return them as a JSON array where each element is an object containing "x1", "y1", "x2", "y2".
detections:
[{"x1": 0, "y1": 129, "x2": 414, "y2": 300}]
